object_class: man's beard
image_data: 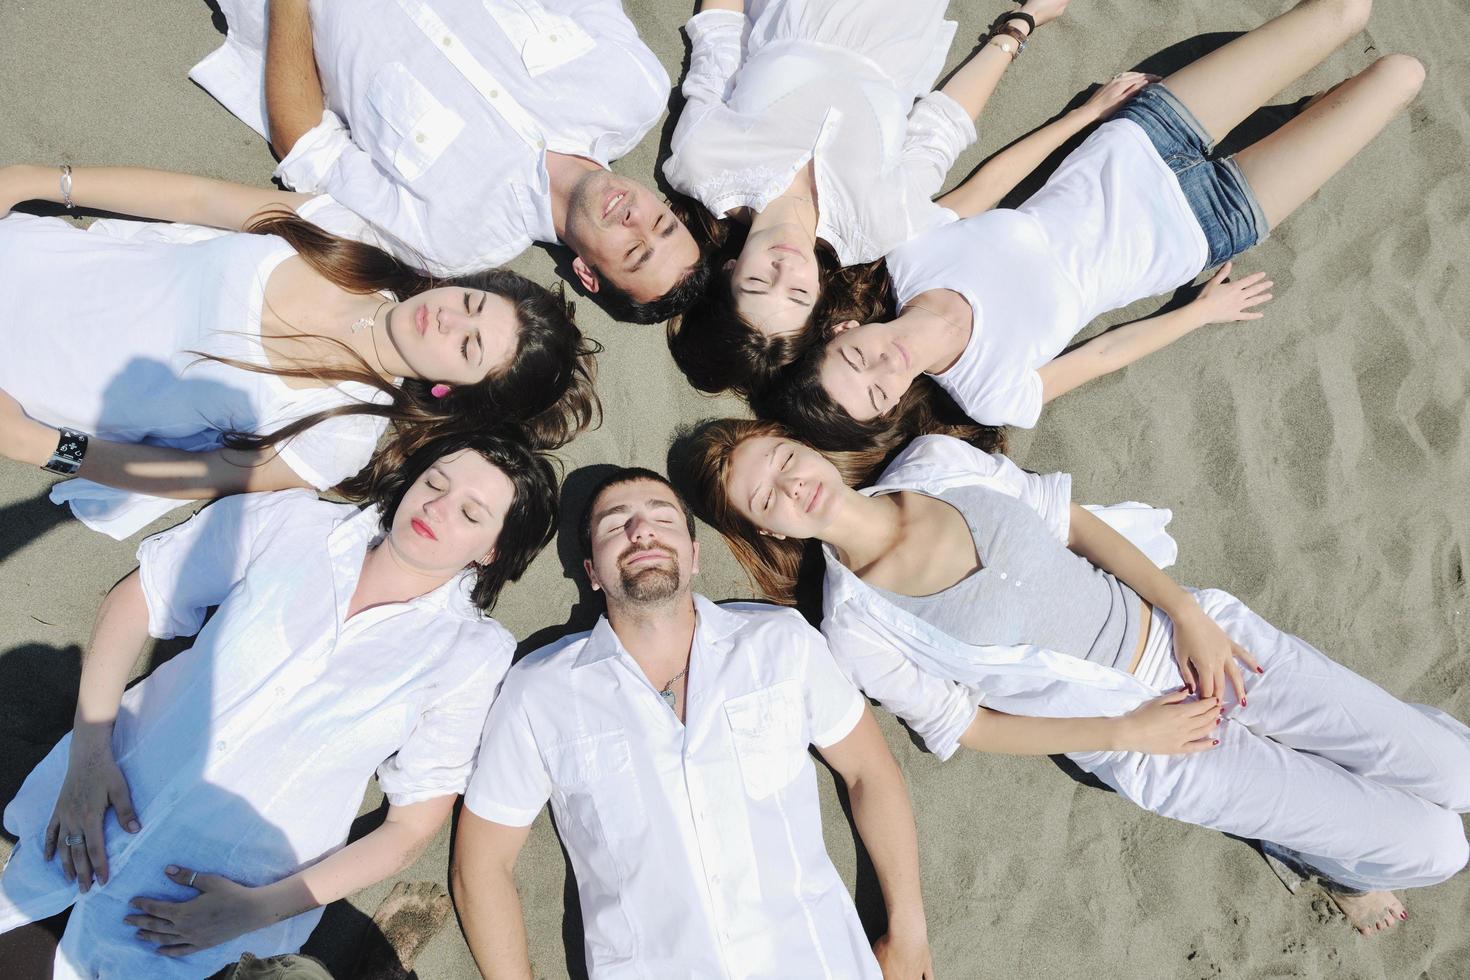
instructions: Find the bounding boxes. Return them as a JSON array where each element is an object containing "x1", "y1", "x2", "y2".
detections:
[{"x1": 618, "y1": 550, "x2": 682, "y2": 604}]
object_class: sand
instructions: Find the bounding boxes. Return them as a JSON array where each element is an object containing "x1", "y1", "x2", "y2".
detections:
[{"x1": 1, "y1": 0, "x2": 1468, "y2": 977}]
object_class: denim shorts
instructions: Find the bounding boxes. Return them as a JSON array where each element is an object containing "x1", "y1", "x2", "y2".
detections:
[{"x1": 1113, "y1": 83, "x2": 1270, "y2": 269}]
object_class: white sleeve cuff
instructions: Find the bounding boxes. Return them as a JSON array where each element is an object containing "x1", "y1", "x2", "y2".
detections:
[
  {"x1": 274, "y1": 109, "x2": 353, "y2": 193},
  {"x1": 812, "y1": 690, "x2": 867, "y2": 749}
]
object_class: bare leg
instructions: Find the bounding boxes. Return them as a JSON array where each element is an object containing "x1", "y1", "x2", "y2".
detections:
[
  {"x1": 1162, "y1": 0, "x2": 1372, "y2": 143},
  {"x1": 1233, "y1": 55, "x2": 1425, "y2": 228}
]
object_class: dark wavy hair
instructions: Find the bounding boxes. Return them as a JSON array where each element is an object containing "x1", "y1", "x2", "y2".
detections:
[
  {"x1": 359, "y1": 428, "x2": 559, "y2": 613},
  {"x1": 667, "y1": 218, "x2": 895, "y2": 397},
  {"x1": 593, "y1": 196, "x2": 715, "y2": 325},
  {"x1": 207, "y1": 212, "x2": 600, "y2": 482},
  {"x1": 754, "y1": 338, "x2": 1007, "y2": 458}
]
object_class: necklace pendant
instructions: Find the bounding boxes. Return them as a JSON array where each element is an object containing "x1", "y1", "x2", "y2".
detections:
[
  {"x1": 350, "y1": 316, "x2": 373, "y2": 334},
  {"x1": 660, "y1": 688, "x2": 677, "y2": 710}
]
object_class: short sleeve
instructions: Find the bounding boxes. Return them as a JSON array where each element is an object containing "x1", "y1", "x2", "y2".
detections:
[
  {"x1": 274, "y1": 405, "x2": 389, "y2": 491},
  {"x1": 135, "y1": 490, "x2": 310, "y2": 638},
  {"x1": 462, "y1": 671, "x2": 552, "y2": 827},
  {"x1": 663, "y1": 11, "x2": 746, "y2": 199},
  {"x1": 947, "y1": 362, "x2": 1045, "y2": 430},
  {"x1": 820, "y1": 603, "x2": 978, "y2": 762},
  {"x1": 294, "y1": 194, "x2": 381, "y2": 245},
  {"x1": 376, "y1": 645, "x2": 508, "y2": 807},
  {"x1": 901, "y1": 91, "x2": 977, "y2": 202},
  {"x1": 793, "y1": 616, "x2": 866, "y2": 748}
]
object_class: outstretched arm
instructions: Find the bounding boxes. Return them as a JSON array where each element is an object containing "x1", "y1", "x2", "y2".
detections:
[
  {"x1": 0, "y1": 163, "x2": 311, "y2": 231},
  {"x1": 960, "y1": 698, "x2": 1220, "y2": 755},
  {"x1": 451, "y1": 811, "x2": 537, "y2": 980},
  {"x1": 127, "y1": 796, "x2": 457, "y2": 958},
  {"x1": 0, "y1": 390, "x2": 311, "y2": 498},
  {"x1": 938, "y1": 72, "x2": 1154, "y2": 218},
  {"x1": 819, "y1": 709, "x2": 932, "y2": 980},
  {"x1": 1037, "y1": 262, "x2": 1273, "y2": 405},
  {"x1": 266, "y1": 0, "x2": 326, "y2": 158}
]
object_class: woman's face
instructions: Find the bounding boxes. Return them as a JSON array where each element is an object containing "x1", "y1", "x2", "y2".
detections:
[
  {"x1": 728, "y1": 235, "x2": 821, "y2": 338},
  {"x1": 724, "y1": 434, "x2": 845, "y2": 540},
  {"x1": 387, "y1": 449, "x2": 515, "y2": 576},
  {"x1": 385, "y1": 287, "x2": 520, "y2": 385},
  {"x1": 817, "y1": 319, "x2": 919, "y2": 421}
]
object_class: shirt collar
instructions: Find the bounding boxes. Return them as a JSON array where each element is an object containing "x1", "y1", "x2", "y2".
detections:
[{"x1": 572, "y1": 593, "x2": 744, "y2": 670}]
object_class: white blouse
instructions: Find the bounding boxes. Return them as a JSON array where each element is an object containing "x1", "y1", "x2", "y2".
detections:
[
  {"x1": 0, "y1": 490, "x2": 512, "y2": 980},
  {"x1": 0, "y1": 196, "x2": 393, "y2": 540},
  {"x1": 888, "y1": 119, "x2": 1211, "y2": 428},
  {"x1": 193, "y1": 0, "x2": 670, "y2": 277},
  {"x1": 662, "y1": 2, "x2": 976, "y2": 265},
  {"x1": 819, "y1": 435, "x2": 1179, "y2": 761},
  {"x1": 466, "y1": 596, "x2": 878, "y2": 980}
]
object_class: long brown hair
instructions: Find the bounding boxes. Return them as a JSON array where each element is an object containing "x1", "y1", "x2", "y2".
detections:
[
  {"x1": 197, "y1": 211, "x2": 599, "y2": 489},
  {"x1": 753, "y1": 332, "x2": 1006, "y2": 457},
  {"x1": 683, "y1": 417, "x2": 892, "y2": 604},
  {"x1": 667, "y1": 216, "x2": 894, "y2": 397}
]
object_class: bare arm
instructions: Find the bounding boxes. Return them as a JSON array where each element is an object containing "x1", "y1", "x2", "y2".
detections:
[
  {"x1": 1067, "y1": 504, "x2": 1262, "y2": 704},
  {"x1": 0, "y1": 163, "x2": 311, "y2": 231},
  {"x1": 450, "y1": 811, "x2": 536, "y2": 980},
  {"x1": 696, "y1": 0, "x2": 744, "y2": 11},
  {"x1": 127, "y1": 796, "x2": 458, "y2": 957},
  {"x1": 938, "y1": 72, "x2": 1154, "y2": 219},
  {"x1": 959, "y1": 697, "x2": 1220, "y2": 756},
  {"x1": 1037, "y1": 263, "x2": 1274, "y2": 405},
  {"x1": 0, "y1": 392, "x2": 312, "y2": 498},
  {"x1": 819, "y1": 709, "x2": 932, "y2": 979},
  {"x1": 43, "y1": 571, "x2": 152, "y2": 889},
  {"x1": 266, "y1": 0, "x2": 326, "y2": 158}
]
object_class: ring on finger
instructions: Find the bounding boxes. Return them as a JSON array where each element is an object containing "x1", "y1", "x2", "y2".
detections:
[
  {"x1": 187, "y1": 870, "x2": 198, "y2": 888},
  {"x1": 64, "y1": 834, "x2": 86, "y2": 847}
]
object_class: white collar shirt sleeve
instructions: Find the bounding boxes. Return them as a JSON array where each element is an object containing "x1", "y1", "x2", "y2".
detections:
[
  {"x1": 194, "y1": 0, "x2": 669, "y2": 277},
  {"x1": 820, "y1": 436, "x2": 1181, "y2": 754},
  {"x1": 464, "y1": 596, "x2": 877, "y2": 979}
]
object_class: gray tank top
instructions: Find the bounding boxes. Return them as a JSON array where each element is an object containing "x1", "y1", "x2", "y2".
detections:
[{"x1": 871, "y1": 484, "x2": 1142, "y2": 669}]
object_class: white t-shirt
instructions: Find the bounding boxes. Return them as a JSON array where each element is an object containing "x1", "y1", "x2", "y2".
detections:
[
  {"x1": 0, "y1": 198, "x2": 393, "y2": 538},
  {"x1": 466, "y1": 596, "x2": 876, "y2": 979},
  {"x1": 886, "y1": 118, "x2": 1210, "y2": 428}
]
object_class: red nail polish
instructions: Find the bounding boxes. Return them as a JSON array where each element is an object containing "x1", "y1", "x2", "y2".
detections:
[
  {"x1": 1400, "y1": 911, "x2": 1408, "y2": 920},
  {"x1": 1240, "y1": 698, "x2": 1247, "y2": 707},
  {"x1": 1212, "y1": 739, "x2": 1219, "y2": 745},
  {"x1": 1256, "y1": 667, "x2": 1264, "y2": 674}
]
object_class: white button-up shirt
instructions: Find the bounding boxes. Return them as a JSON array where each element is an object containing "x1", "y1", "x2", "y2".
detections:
[
  {"x1": 662, "y1": 7, "x2": 976, "y2": 264},
  {"x1": 820, "y1": 436, "x2": 1180, "y2": 761},
  {"x1": 192, "y1": 0, "x2": 670, "y2": 276},
  {"x1": 466, "y1": 596, "x2": 878, "y2": 980},
  {"x1": 0, "y1": 490, "x2": 512, "y2": 980}
]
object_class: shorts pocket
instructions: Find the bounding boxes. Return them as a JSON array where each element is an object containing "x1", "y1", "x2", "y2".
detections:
[
  {"x1": 367, "y1": 63, "x2": 464, "y2": 181},
  {"x1": 547, "y1": 730, "x2": 645, "y2": 841},
  {"x1": 724, "y1": 680, "x2": 806, "y2": 799}
]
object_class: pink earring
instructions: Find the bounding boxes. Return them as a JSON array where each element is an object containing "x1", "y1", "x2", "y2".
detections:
[{"x1": 430, "y1": 384, "x2": 452, "y2": 399}]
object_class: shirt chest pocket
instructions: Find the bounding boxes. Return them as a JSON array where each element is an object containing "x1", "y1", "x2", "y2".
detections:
[
  {"x1": 367, "y1": 63, "x2": 465, "y2": 182},
  {"x1": 723, "y1": 680, "x2": 807, "y2": 800},
  {"x1": 547, "y1": 731, "x2": 645, "y2": 843}
]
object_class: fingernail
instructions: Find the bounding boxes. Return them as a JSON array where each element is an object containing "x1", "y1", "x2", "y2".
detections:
[
  {"x1": 165, "y1": 865, "x2": 178, "y2": 874},
  {"x1": 1256, "y1": 667, "x2": 1264, "y2": 674},
  {"x1": 1400, "y1": 911, "x2": 1408, "y2": 920},
  {"x1": 1212, "y1": 739, "x2": 1220, "y2": 746},
  {"x1": 1240, "y1": 699, "x2": 1247, "y2": 707},
  {"x1": 127, "y1": 821, "x2": 140, "y2": 833}
]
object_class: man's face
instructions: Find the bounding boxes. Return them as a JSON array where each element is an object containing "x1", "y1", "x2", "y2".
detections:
[
  {"x1": 565, "y1": 171, "x2": 701, "y2": 305},
  {"x1": 584, "y1": 479, "x2": 699, "y2": 608}
]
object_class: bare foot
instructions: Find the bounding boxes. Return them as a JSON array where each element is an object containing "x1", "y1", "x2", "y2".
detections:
[
  {"x1": 1325, "y1": 888, "x2": 1407, "y2": 936},
  {"x1": 352, "y1": 880, "x2": 455, "y2": 980}
]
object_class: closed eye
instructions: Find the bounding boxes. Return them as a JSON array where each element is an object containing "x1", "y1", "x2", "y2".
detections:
[{"x1": 463, "y1": 508, "x2": 480, "y2": 524}]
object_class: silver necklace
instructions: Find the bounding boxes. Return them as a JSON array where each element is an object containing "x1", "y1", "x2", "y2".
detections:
[
  {"x1": 351, "y1": 298, "x2": 393, "y2": 334},
  {"x1": 659, "y1": 664, "x2": 690, "y2": 711}
]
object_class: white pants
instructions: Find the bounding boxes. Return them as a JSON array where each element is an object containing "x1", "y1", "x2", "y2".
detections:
[{"x1": 1073, "y1": 589, "x2": 1470, "y2": 893}]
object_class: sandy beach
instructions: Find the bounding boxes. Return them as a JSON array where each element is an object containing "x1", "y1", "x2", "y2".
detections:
[{"x1": 2, "y1": 0, "x2": 1468, "y2": 977}]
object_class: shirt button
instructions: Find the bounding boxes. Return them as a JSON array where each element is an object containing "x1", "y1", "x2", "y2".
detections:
[
  {"x1": 215, "y1": 740, "x2": 227, "y2": 752},
  {"x1": 489, "y1": 89, "x2": 499, "y2": 99},
  {"x1": 441, "y1": 36, "x2": 453, "y2": 47},
  {"x1": 534, "y1": 138, "x2": 546, "y2": 150},
  {"x1": 274, "y1": 684, "x2": 287, "y2": 697},
  {"x1": 999, "y1": 571, "x2": 1008, "y2": 580},
  {"x1": 415, "y1": 132, "x2": 427, "y2": 144},
  {"x1": 549, "y1": 34, "x2": 558, "y2": 42}
]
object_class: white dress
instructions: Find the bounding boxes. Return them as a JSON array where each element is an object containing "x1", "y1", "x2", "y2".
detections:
[
  {"x1": 886, "y1": 118, "x2": 1211, "y2": 428},
  {"x1": 663, "y1": 0, "x2": 977, "y2": 264},
  {"x1": 0, "y1": 197, "x2": 392, "y2": 538},
  {"x1": 0, "y1": 490, "x2": 513, "y2": 980}
]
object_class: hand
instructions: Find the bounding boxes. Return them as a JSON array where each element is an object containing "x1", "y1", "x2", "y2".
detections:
[
  {"x1": 127, "y1": 866, "x2": 273, "y2": 956},
  {"x1": 1018, "y1": 0, "x2": 1072, "y2": 29},
  {"x1": 1116, "y1": 690, "x2": 1222, "y2": 754},
  {"x1": 874, "y1": 928, "x2": 934, "y2": 980},
  {"x1": 1171, "y1": 606, "x2": 1262, "y2": 706},
  {"x1": 1189, "y1": 261, "x2": 1274, "y2": 325},
  {"x1": 1078, "y1": 72, "x2": 1159, "y2": 123},
  {"x1": 43, "y1": 727, "x2": 140, "y2": 891}
]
